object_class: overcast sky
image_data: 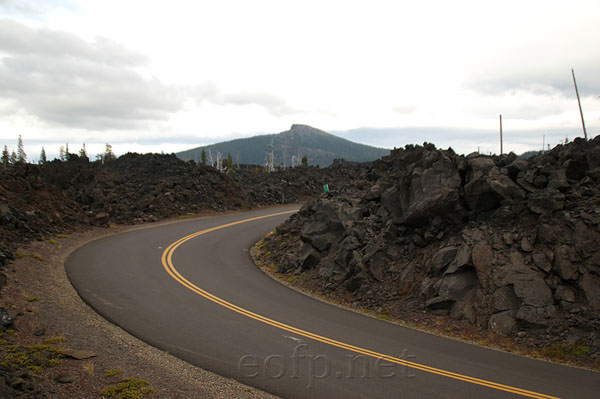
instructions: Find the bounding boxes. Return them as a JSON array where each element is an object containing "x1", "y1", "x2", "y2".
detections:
[{"x1": 1, "y1": 0, "x2": 599, "y2": 160}]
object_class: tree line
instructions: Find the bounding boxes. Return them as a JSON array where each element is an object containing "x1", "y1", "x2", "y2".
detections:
[
  {"x1": 197, "y1": 148, "x2": 308, "y2": 173},
  {"x1": 1, "y1": 136, "x2": 116, "y2": 171}
]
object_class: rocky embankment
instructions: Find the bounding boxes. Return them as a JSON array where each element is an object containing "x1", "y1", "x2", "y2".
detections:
[
  {"x1": 260, "y1": 136, "x2": 600, "y2": 363},
  {"x1": 0, "y1": 152, "x2": 356, "y2": 270}
]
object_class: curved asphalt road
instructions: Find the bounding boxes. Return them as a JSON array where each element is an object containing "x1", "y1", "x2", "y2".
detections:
[{"x1": 66, "y1": 207, "x2": 599, "y2": 399}]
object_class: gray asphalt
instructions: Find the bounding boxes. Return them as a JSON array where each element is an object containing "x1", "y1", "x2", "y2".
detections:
[{"x1": 66, "y1": 206, "x2": 600, "y2": 399}]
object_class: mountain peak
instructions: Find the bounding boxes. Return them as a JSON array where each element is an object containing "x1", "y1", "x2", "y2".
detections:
[
  {"x1": 288, "y1": 124, "x2": 328, "y2": 135},
  {"x1": 177, "y1": 125, "x2": 390, "y2": 166}
]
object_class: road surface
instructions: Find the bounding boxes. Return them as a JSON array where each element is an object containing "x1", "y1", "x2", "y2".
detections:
[{"x1": 66, "y1": 206, "x2": 599, "y2": 398}]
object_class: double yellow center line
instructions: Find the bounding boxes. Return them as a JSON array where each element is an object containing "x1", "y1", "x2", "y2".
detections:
[{"x1": 161, "y1": 210, "x2": 558, "y2": 399}]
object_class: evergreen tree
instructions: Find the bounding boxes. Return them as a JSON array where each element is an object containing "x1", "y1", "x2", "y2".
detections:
[
  {"x1": 201, "y1": 148, "x2": 207, "y2": 166},
  {"x1": 16, "y1": 135, "x2": 26, "y2": 163},
  {"x1": 10, "y1": 151, "x2": 17, "y2": 165},
  {"x1": 65, "y1": 143, "x2": 70, "y2": 161},
  {"x1": 39, "y1": 147, "x2": 47, "y2": 164},
  {"x1": 1, "y1": 145, "x2": 9, "y2": 170},
  {"x1": 59, "y1": 146, "x2": 66, "y2": 161},
  {"x1": 79, "y1": 143, "x2": 88, "y2": 160},
  {"x1": 227, "y1": 153, "x2": 233, "y2": 172},
  {"x1": 104, "y1": 143, "x2": 115, "y2": 162},
  {"x1": 301, "y1": 155, "x2": 308, "y2": 166}
]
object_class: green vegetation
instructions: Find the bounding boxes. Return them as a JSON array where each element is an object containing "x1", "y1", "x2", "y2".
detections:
[
  {"x1": 0, "y1": 345, "x2": 63, "y2": 374},
  {"x1": 26, "y1": 297, "x2": 40, "y2": 302},
  {"x1": 44, "y1": 334, "x2": 67, "y2": 344},
  {"x1": 101, "y1": 378, "x2": 156, "y2": 398},
  {"x1": 16, "y1": 252, "x2": 46, "y2": 261},
  {"x1": 104, "y1": 368, "x2": 123, "y2": 377},
  {"x1": 541, "y1": 343, "x2": 590, "y2": 361}
]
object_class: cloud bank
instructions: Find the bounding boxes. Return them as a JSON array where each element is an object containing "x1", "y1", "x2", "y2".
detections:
[
  {"x1": 0, "y1": 19, "x2": 299, "y2": 131},
  {"x1": 0, "y1": 19, "x2": 183, "y2": 129}
]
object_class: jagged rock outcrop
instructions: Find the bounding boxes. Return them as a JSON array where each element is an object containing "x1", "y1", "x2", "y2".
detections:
[
  {"x1": 0, "y1": 152, "x2": 357, "y2": 268},
  {"x1": 262, "y1": 136, "x2": 600, "y2": 353}
]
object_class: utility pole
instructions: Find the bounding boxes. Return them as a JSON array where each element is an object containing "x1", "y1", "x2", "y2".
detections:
[
  {"x1": 572, "y1": 68, "x2": 588, "y2": 140},
  {"x1": 499, "y1": 114, "x2": 503, "y2": 154}
]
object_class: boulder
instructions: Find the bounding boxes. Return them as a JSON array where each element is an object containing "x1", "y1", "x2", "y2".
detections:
[
  {"x1": 516, "y1": 305, "x2": 557, "y2": 327},
  {"x1": 556, "y1": 285, "x2": 576, "y2": 303},
  {"x1": 527, "y1": 188, "x2": 566, "y2": 214},
  {"x1": 380, "y1": 187, "x2": 402, "y2": 217},
  {"x1": 553, "y1": 245, "x2": 579, "y2": 280},
  {"x1": 532, "y1": 252, "x2": 552, "y2": 273},
  {"x1": 489, "y1": 311, "x2": 518, "y2": 335},
  {"x1": 431, "y1": 246, "x2": 458, "y2": 274},
  {"x1": 438, "y1": 270, "x2": 478, "y2": 301},
  {"x1": 299, "y1": 246, "x2": 321, "y2": 270},
  {"x1": 367, "y1": 251, "x2": 388, "y2": 281},
  {"x1": 464, "y1": 171, "x2": 525, "y2": 212},
  {"x1": 400, "y1": 159, "x2": 464, "y2": 226},
  {"x1": 580, "y1": 273, "x2": 600, "y2": 311},
  {"x1": 450, "y1": 289, "x2": 477, "y2": 323},
  {"x1": 564, "y1": 156, "x2": 589, "y2": 180},
  {"x1": 492, "y1": 285, "x2": 521, "y2": 312},
  {"x1": 508, "y1": 271, "x2": 553, "y2": 307},
  {"x1": 0, "y1": 307, "x2": 14, "y2": 329},
  {"x1": 310, "y1": 232, "x2": 340, "y2": 251}
]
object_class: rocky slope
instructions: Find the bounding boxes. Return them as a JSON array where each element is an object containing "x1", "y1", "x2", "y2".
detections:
[
  {"x1": 0, "y1": 152, "x2": 357, "y2": 270},
  {"x1": 0, "y1": 164, "x2": 85, "y2": 270},
  {"x1": 259, "y1": 136, "x2": 600, "y2": 362}
]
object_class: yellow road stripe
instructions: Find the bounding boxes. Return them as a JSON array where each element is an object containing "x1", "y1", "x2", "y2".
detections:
[{"x1": 161, "y1": 210, "x2": 559, "y2": 399}]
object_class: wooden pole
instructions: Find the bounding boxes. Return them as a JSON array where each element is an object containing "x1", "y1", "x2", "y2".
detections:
[
  {"x1": 542, "y1": 134, "x2": 545, "y2": 152},
  {"x1": 572, "y1": 68, "x2": 588, "y2": 140},
  {"x1": 499, "y1": 114, "x2": 503, "y2": 154}
]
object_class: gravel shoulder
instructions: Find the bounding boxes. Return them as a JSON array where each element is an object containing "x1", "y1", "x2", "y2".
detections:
[{"x1": 1, "y1": 215, "x2": 281, "y2": 398}]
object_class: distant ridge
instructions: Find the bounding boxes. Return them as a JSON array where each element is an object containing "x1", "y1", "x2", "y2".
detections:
[{"x1": 177, "y1": 124, "x2": 390, "y2": 166}]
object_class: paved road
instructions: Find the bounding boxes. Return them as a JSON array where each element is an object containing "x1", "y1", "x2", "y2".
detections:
[{"x1": 66, "y1": 207, "x2": 599, "y2": 398}]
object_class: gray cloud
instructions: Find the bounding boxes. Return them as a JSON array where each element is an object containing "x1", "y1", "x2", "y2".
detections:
[
  {"x1": 466, "y1": 52, "x2": 600, "y2": 99},
  {"x1": 222, "y1": 91, "x2": 298, "y2": 116},
  {"x1": 186, "y1": 83, "x2": 300, "y2": 117},
  {"x1": 0, "y1": 19, "x2": 148, "y2": 65},
  {"x1": 0, "y1": 19, "x2": 300, "y2": 131},
  {"x1": 0, "y1": 19, "x2": 182, "y2": 130}
]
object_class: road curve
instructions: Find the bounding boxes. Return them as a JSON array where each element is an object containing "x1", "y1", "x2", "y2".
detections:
[{"x1": 66, "y1": 207, "x2": 599, "y2": 399}]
